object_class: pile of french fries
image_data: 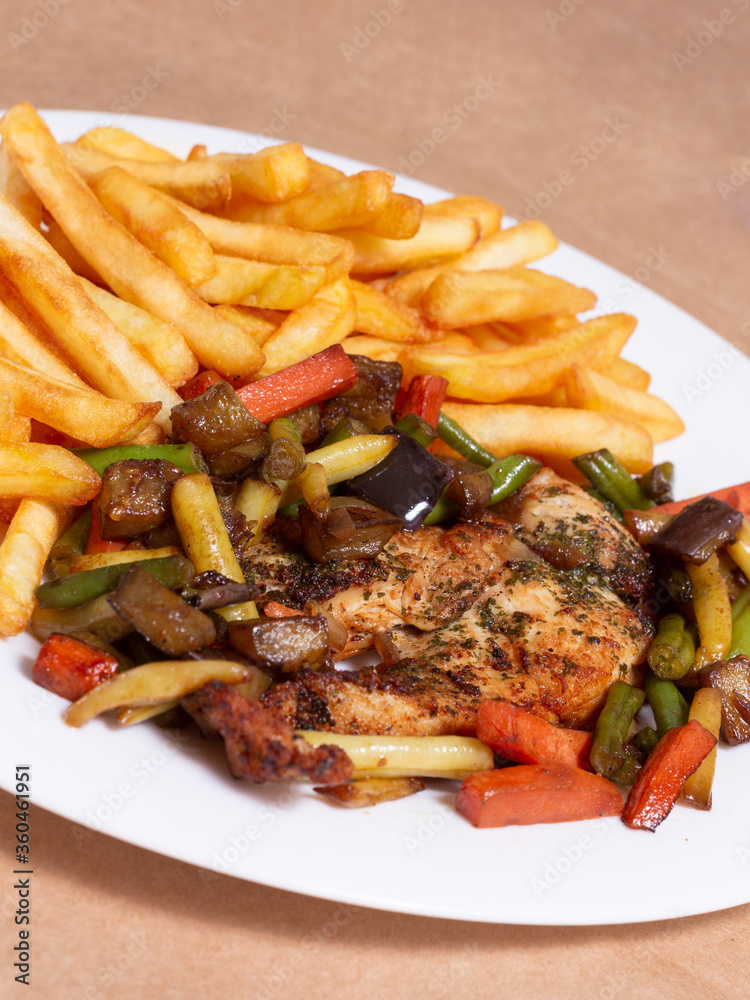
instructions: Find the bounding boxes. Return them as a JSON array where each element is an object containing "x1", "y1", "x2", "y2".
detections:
[{"x1": 0, "y1": 101, "x2": 684, "y2": 638}]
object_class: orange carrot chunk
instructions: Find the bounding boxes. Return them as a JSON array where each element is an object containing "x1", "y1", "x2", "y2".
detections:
[
  {"x1": 456, "y1": 763, "x2": 622, "y2": 828},
  {"x1": 263, "y1": 601, "x2": 305, "y2": 618},
  {"x1": 179, "y1": 369, "x2": 223, "y2": 401},
  {"x1": 476, "y1": 699, "x2": 593, "y2": 770},
  {"x1": 621, "y1": 719, "x2": 717, "y2": 831},
  {"x1": 396, "y1": 374, "x2": 449, "y2": 429},
  {"x1": 85, "y1": 502, "x2": 127, "y2": 555},
  {"x1": 32, "y1": 633, "x2": 119, "y2": 702},
  {"x1": 655, "y1": 481, "x2": 750, "y2": 518}
]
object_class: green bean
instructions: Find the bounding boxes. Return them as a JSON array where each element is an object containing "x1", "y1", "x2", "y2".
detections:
[
  {"x1": 436, "y1": 412, "x2": 498, "y2": 467},
  {"x1": 73, "y1": 443, "x2": 207, "y2": 477},
  {"x1": 47, "y1": 509, "x2": 92, "y2": 578},
  {"x1": 35, "y1": 554, "x2": 195, "y2": 610},
  {"x1": 572, "y1": 449, "x2": 653, "y2": 513},
  {"x1": 589, "y1": 680, "x2": 645, "y2": 777},
  {"x1": 320, "y1": 417, "x2": 371, "y2": 447},
  {"x1": 629, "y1": 726, "x2": 659, "y2": 757},
  {"x1": 647, "y1": 613, "x2": 692, "y2": 680},
  {"x1": 394, "y1": 414, "x2": 437, "y2": 449},
  {"x1": 637, "y1": 462, "x2": 674, "y2": 504},
  {"x1": 423, "y1": 454, "x2": 541, "y2": 526},
  {"x1": 643, "y1": 670, "x2": 690, "y2": 738},
  {"x1": 262, "y1": 418, "x2": 306, "y2": 482}
]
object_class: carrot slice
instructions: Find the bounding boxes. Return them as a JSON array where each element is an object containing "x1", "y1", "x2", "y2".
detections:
[
  {"x1": 621, "y1": 719, "x2": 717, "y2": 831},
  {"x1": 263, "y1": 601, "x2": 305, "y2": 618},
  {"x1": 476, "y1": 699, "x2": 593, "y2": 770},
  {"x1": 179, "y1": 369, "x2": 223, "y2": 401},
  {"x1": 457, "y1": 763, "x2": 622, "y2": 828},
  {"x1": 84, "y1": 503, "x2": 127, "y2": 555},
  {"x1": 32, "y1": 633, "x2": 118, "y2": 702},
  {"x1": 655, "y1": 481, "x2": 750, "y2": 519},
  {"x1": 236, "y1": 344, "x2": 358, "y2": 424},
  {"x1": 396, "y1": 374, "x2": 449, "y2": 429}
]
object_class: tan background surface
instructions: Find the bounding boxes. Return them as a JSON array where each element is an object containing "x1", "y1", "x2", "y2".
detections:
[{"x1": 1, "y1": 0, "x2": 750, "y2": 996}]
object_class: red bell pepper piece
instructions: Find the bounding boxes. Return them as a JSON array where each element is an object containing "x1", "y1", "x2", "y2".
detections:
[
  {"x1": 457, "y1": 763, "x2": 622, "y2": 828},
  {"x1": 179, "y1": 369, "x2": 223, "y2": 401},
  {"x1": 236, "y1": 345, "x2": 358, "y2": 424},
  {"x1": 85, "y1": 503, "x2": 127, "y2": 554},
  {"x1": 621, "y1": 719, "x2": 717, "y2": 831},
  {"x1": 32, "y1": 633, "x2": 119, "y2": 702},
  {"x1": 396, "y1": 374, "x2": 449, "y2": 429},
  {"x1": 476, "y1": 699, "x2": 593, "y2": 770}
]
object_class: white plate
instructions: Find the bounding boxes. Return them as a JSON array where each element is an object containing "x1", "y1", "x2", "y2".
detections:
[{"x1": 2, "y1": 110, "x2": 749, "y2": 926}]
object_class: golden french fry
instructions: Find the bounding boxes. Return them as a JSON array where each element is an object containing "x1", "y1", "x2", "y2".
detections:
[
  {"x1": 305, "y1": 158, "x2": 346, "y2": 189},
  {"x1": 224, "y1": 170, "x2": 395, "y2": 232},
  {"x1": 0, "y1": 296, "x2": 90, "y2": 389},
  {"x1": 0, "y1": 499, "x2": 72, "y2": 636},
  {"x1": 565, "y1": 364, "x2": 685, "y2": 443},
  {"x1": 0, "y1": 197, "x2": 179, "y2": 431},
  {"x1": 65, "y1": 659, "x2": 252, "y2": 728},
  {"x1": 68, "y1": 546, "x2": 183, "y2": 573},
  {"x1": 0, "y1": 358, "x2": 161, "y2": 448},
  {"x1": 601, "y1": 356, "x2": 651, "y2": 391},
  {"x1": 349, "y1": 279, "x2": 436, "y2": 343},
  {"x1": 0, "y1": 397, "x2": 30, "y2": 444},
  {"x1": 260, "y1": 278, "x2": 357, "y2": 373},
  {"x1": 0, "y1": 443, "x2": 101, "y2": 504},
  {"x1": 343, "y1": 214, "x2": 480, "y2": 276},
  {"x1": 687, "y1": 554, "x2": 732, "y2": 670},
  {"x1": 505, "y1": 314, "x2": 580, "y2": 341},
  {"x1": 75, "y1": 126, "x2": 178, "y2": 163},
  {"x1": 0, "y1": 104, "x2": 264, "y2": 379},
  {"x1": 89, "y1": 166, "x2": 218, "y2": 286},
  {"x1": 42, "y1": 216, "x2": 104, "y2": 284},
  {"x1": 439, "y1": 400, "x2": 654, "y2": 475},
  {"x1": 341, "y1": 334, "x2": 405, "y2": 363},
  {"x1": 462, "y1": 322, "x2": 516, "y2": 351},
  {"x1": 355, "y1": 193, "x2": 423, "y2": 239},
  {"x1": 210, "y1": 143, "x2": 310, "y2": 202},
  {"x1": 385, "y1": 221, "x2": 559, "y2": 306},
  {"x1": 187, "y1": 144, "x2": 207, "y2": 161},
  {"x1": 407, "y1": 313, "x2": 636, "y2": 403},
  {"x1": 0, "y1": 142, "x2": 43, "y2": 229},
  {"x1": 424, "y1": 195, "x2": 503, "y2": 238},
  {"x1": 167, "y1": 197, "x2": 355, "y2": 278},
  {"x1": 420, "y1": 266, "x2": 596, "y2": 329},
  {"x1": 61, "y1": 141, "x2": 231, "y2": 211},
  {"x1": 79, "y1": 279, "x2": 198, "y2": 388},
  {"x1": 195, "y1": 254, "x2": 329, "y2": 310}
]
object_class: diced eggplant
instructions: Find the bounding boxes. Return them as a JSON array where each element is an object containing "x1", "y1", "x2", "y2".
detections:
[
  {"x1": 218, "y1": 502, "x2": 253, "y2": 559},
  {"x1": 207, "y1": 434, "x2": 270, "y2": 479},
  {"x1": 319, "y1": 397, "x2": 350, "y2": 438},
  {"x1": 343, "y1": 355, "x2": 402, "y2": 423},
  {"x1": 300, "y1": 497, "x2": 403, "y2": 562},
  {"x1": 181, "y1": 570, "x2": 260, "y2": 611},
  {"x1": 347, "y1": 429, "x2": 454, "y2": 530},
  {"x1": 107, "y1": 565, "x2": 217, "y2": 656},
  {"x1": 321, "y1": 415, "x2": 374, "y2": 446},
  {"x1": 98, "y1": 459, "x2": 183, "y2": 539},
  {"x1": 650, "y1": 496, "x2": 743, "y2": 564},
  {"x1": 171, "y1": 380, "x2": 266, "y2": 456},
  {"x1": 638, "y1": 462, "x2": 674, "y2": 505},
  {"x1": 444, "y1": 468, "x2": 493, "y2": 519},
  {"x1": 700, "y1": 655, "x2": 750, "y2": 744},
  {"x1": 226, "y1": 615, "x2": 331, "y2": 673},
  {"x1": 288, "y1": 404, "x2": 321, "y2": 445}
]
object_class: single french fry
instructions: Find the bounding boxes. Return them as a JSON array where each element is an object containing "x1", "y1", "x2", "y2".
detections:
[
  {"x1": 167, "y1": 197, "x2": 355, "y2": 278},
  {"x1": 463, "y1": 322, "x2": 516, "y2": 351},
  {"x1": 341, "y1": 334, "x2": 405, "y2": 363},
  {"x1": 355, "y1": 193, "x2": 423, "y2": 239},
  {"x1": 0, "y1": 443, "x2": 101, "y2": 504},
  {"x1": 211, "y1": 304, "x2": 282, "y2": 347},
  {"x1": 424, "y1": 195, "x2": 503, "y2": 238},
  {"x1": 349, "y1": 279, "x2": 436, "y2": 343},
  {"x1": 0, "y1": 498, "x2": 72, "y2": 636},
  {"x1": 420, "y1": 266, "x2": 597, "y2": 329},
  {"x1": 0, "y1": 396, "x2": 30, "y2": 444},
  {"x1": 0, "y1": 297, "x2": 90, "y2": 389},
  {"x1": 187, "y1": 144, "x2": 207, "y2": 161},
  {"x1": 61, "y1": 141, "x2": 231, "y2": 212},
  {"x1": 194, "y1": 254, "x2": 329, "y2": 310},
  {"x1": 439, "y1": 401, "x2": 654, "y2": 475},
  {"x1": 343, "y1": 214, "x2": 480, "y2": 276},
  {"x1": 260, "y1": 278, "x2": 357, "y2": 373},
  {"x1": 407, "y1": 313, "x2": 636, "y2": 403},
  {"x1": 0, "y1": 268, "x2": 75, "y2": 366},
  {"x1": 80, "y1": 279, "x2": 198, "y2": 388},
  {"x1": 89, "y1": 166, "x2": 218, "y2": 286},
  {"x1": 0, "y1": 358, "x2": 161, "y2": 448},
  {"x1": 43, "y1": 216, "x2": 104, "y2": 284},
  {"x1": 0, "y1": 142, "x2": 43, "y2": 229},
  {"x1": 385, "y1": 221, "x2": 559, "y2": 306},
  {"x1": 601, "y1": 356, "x2": 651, "y2": 391},
  {"x1": 75, "y1": 126, "x2": 178, "y2": 163},
  {"x1": 305, "y1": 158, "x2": 346, "y2": 189},
  {"x1": 210, "y1": 143, "x2": 310, "y2": 202},
  {"x1": 0, "y1": 104, "x2": 264, "y2": 379},
  {"x1": 505, "y1": 314, "x2": 580, "y2": 341},
  {"x1": 224, "y1": 170, "x2": 395, "y2": 232},
  {"x1": 0, "y1": 196, "x2": 179, "y2": 431},
  {"x1": 566, "y1": 364, "x2": 684, "y2": 443}
]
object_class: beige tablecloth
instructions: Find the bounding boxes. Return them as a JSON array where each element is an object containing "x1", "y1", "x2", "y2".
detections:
[{"x1": 1, "y1": 1, "x2": 749, "y2": 996}]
